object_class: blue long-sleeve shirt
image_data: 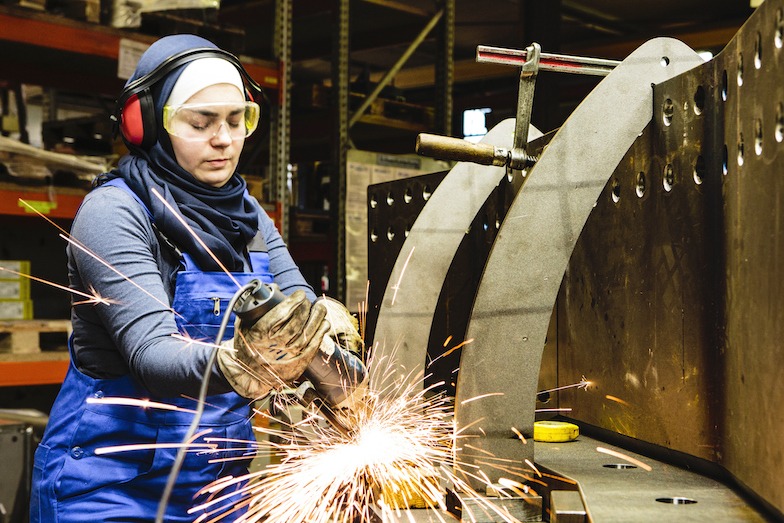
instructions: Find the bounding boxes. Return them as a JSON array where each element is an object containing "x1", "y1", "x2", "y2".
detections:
[{"x1": 68, "y1": 184, "x2": 316, "y2": 398}]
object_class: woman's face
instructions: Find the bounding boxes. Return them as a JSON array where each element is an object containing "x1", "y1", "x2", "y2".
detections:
[{"x1": 168, "y1": 84, "x2": 246, "y2": 188}]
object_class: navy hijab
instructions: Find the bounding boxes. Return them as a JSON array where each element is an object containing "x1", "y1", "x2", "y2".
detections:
[{"x1": 103, "y1": 34, "x2": 258, "y2": 272}]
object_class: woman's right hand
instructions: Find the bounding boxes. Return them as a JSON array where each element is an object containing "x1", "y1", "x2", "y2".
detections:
[{"x1": 217, "y1": 290, "x2": 329, "y2": 399}]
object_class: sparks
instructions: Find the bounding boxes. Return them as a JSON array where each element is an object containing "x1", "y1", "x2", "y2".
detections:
[
  {"x1": 596, "y1": 446, "x2": 653, "y2": 471},
  {"x1": 86, "y1": 396, "x2": 198, "y2": 414},
  {"x1": 605, "y1": 394, "x2": 630, "y2": 406},
  {"x1": 537, "y1": 376, "x2": 592, "y2": 395},
  {"x1": 150, "y1": 188, "x2": 241, "y2": 289},
  {"x1": 390, "y1": 246, "x2": 415, "y2": 305},
  {"x1": 197, "y1": 353, "x2": 536, "y2": 523}
]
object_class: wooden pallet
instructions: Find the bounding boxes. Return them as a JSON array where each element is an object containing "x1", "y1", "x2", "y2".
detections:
[{"x1": 0, "y1": 320, "x2": 71, "y2": 354}]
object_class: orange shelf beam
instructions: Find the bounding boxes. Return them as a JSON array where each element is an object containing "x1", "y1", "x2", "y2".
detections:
[
  {"x1": 0, "y1": 359, "x2": 68, "y2": 387},
  {"x1": 0, "y1": 9, "x2": 279, "y2": 90},
  {"x1": 0, "y1": 188, "x2": 85, "y2": 220}
]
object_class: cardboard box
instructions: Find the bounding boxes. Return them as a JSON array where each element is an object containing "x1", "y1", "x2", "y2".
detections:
[{"x1": 0, "y1": 300, "x2": 34, "y2": 320}]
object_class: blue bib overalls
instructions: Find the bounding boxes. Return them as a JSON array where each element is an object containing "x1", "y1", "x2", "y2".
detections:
[{"x1": 30, "y1": 180, "x2": 273, "y2": 522}]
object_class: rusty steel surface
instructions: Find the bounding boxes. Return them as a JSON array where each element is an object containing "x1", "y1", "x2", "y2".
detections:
[
  {"x1": 367, "y1": 1, "x2": 783, "y2": 518},
  {"x1": 550, "y1": 0, "x2": 784, "y2": 515},
  {"x1": 454, "y1": 37, "x2": 704, "y2": 491}
]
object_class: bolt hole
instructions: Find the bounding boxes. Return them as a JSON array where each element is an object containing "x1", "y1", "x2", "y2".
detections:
[
  {"x1": 611, "y1": 179, "x2": 621, "y2": 204},
  {"x1": 423, "y1": 185, "x2": 432, "y2": 201},
  {"x1": 663, "y1": 163, "x2": 675, "y2": 192},
  {"x1": 693, "y1": 85, "x2": 705, "y2": 115},
  {"x1": 754, "y1": 32, "x2": 762, "y2": 69},
  {"x1": 635, "y1": 171, "x2": 646, "y2": 198},
  {"x1": 693, "y1": 155, "x2": 705, "y2": 185},
  {"x1": 660, "y1": 56, "x2": 670, "y2": 67},
  {"x1": 775, "y1": 103, "x2": 784, "y2": 143},
  {"x1": 370, "y1": 229, "x2": 378, "y2": 243},
  {"x1": 386, "y1": 192, "x2": 395, "y2": 206},
  {"x1": 776, "y1": 8, "x2": 783, "y2": 48},
  {"x1": 386, "y1": 227, "x2": 395, "y2": 241},
  {"x1": 722, "y1": 144, "x2": 729, "y2": 175},
  {"x1": 404, "y1": 187, "x2": 413, "y2": 203},
  {"x1": 603, "y1": 464, "x2": 637, "y2": 470},
  {"x1": 656, "y1": 497, "x2": 698, "y2": 505},
  {"x1": 737, "y1": 53, "x2": 744, "y2": 87},
  {"x1": 738, "y1": 133, "x2": 745, "y2": 166},
  {"x1": 662, "y1": 98, "x2": 674, "y2": 126},
  {"x1": 369, "y1": 194, "x2": 377, "y2": 208},
  {"x1": 755, "y1": 119, "x2": 763, "y2": 156},
  {"x1": 404, "y1": 224, "x2": 412, "y2": 238},
  {"x1": 721, "y1": 70, "x2": 728, "y2": 102}
]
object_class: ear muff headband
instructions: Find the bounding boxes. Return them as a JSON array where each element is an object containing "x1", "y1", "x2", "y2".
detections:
[{"x1": 115, "y1": 47, "x2": 263, "y2": 149}]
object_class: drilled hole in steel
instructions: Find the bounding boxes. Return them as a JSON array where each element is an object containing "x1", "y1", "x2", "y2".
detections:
[
  {"x1": 662, "y1": 98, "x2": 674, "y2": 126},
  {"x1": 495, "y1": 214, "x2": 501, "y2": 230},
  {"x1": 776, "y1": 8, "x2": 784, "y2": 49},
  {"x1": 663, "y1": 163, "x2": 675, "y2": 192},
  {"x1": 423, "y1": 185, "x2": 432, "y2": 200},
  {"x1": 721, "y1": 70, "x2": 728, "y2": 102},
  {"x1": 693, "y1": 155, "x2": 705, "y2": 185},
  {"x1": 737, "y1": 53, "x2": 744, "y2": 86},
  {"x1": 386, "y1": 192, "x2": 395, "y2": 206},
  {"x1": 370, "y1": 229, "x2": 378, "y2": 243},
  {"x1": 722, "y1": 144, "x2": 729, "y2": 175},
  {"x1": 693, "y1": 85, "x2": 705, "y2": 115},
  {"x1": 635, "y1": 172, "x2": 646, "y2": 198},
  {"x1": 611, "y1": 179, "x2": 621, "y2": 204},
  {"x1": 738, "y1": 133, "x2": 745, "y2": 166},
  {"x1": 603, "y1": 464, "x2": 637, "y2": 470},
  {"x1": 404, "y1": 187, "x2": 413, "y2": 203},
  {"x1": 656, "y1": 497, "x2": 697, "y2": 505},
  {"x1": 369, "y1": 194, "x2": 377, "y2": 208},
  {"x1": 404, "y1": 224, "x2": 411, "y2": 238},
  {"x1": 776, "y1": 103, "x2": 784, "y2": 143},
  {"x1": 660, "y1": 56, "x2": 670, "y2": 67},
  {"x1": 755, "y1": 119, "x2": 763, "y2": 156},
  {"x1": 482, "y1": 214, "x2": 490, "y2": 232},
  {"x1": 754, "y1": 32, "x2": 762, "y2": 69},
  {"x1": 386, "y1": 227, "x2": 395, "y2": 241}
]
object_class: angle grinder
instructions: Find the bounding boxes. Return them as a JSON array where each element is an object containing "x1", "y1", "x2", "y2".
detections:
[{"x1": 233, "y1": 279, "x2": 368, "y2": 435}]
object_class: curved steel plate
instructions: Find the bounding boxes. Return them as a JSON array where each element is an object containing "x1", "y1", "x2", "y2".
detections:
[
  {"x1": 371, "y1": 120, "x2": 542, "y2": 389},
  {"x1": 455, "y1": 38, "x2": 703, "y2": 486}
]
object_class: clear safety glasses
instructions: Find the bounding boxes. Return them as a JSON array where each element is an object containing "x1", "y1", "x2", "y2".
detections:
[{"x1": 162, "y1": 101, "x2": 260, "y2": 142}]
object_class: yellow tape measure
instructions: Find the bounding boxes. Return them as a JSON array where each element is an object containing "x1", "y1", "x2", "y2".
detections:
[{"x1": 533, "y1": 421, "x2": 580, "y2": 442}]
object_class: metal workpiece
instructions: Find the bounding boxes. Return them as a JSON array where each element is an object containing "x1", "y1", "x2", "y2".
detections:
[
  {"x1": 549, "y1": 0, "x2": 784, "y2": 516},
  {"x1": 454, "y1": 38, "x2": 704, "y2": 490},
  {"x1": 535, "y1": 435, "x2": 767, "y2": 523},
  {"x1": 370, "y1": 119, "x2": 543, "y2": 393},
  {"x1": 367, "y1": 1, "x2": 784, "y2": 519}
]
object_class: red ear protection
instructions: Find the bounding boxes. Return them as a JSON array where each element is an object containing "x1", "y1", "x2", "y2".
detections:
[
  {"x1": 118, "y1": 92, "x2": 157, "y2": 148},
  {"x1": 114, "y1": 48, "x2": 263, "y2": 150}
]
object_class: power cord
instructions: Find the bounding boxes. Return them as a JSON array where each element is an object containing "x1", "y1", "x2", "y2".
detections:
[{"x1": 155, "y1": 280, "x2": 258, "y2": 523}]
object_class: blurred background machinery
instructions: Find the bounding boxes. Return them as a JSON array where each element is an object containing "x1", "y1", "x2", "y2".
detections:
[{"x1": 366, "y1": 0, "x2": 784, "y2": 520}]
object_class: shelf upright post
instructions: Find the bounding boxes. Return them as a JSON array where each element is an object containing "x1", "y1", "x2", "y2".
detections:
[
  {"x1": 271, "y1": 0, "x2": 293, "y2": 241},
  {"x1": 435, "y1": 0, "x2": 455, "y2": 136},
  {"x1": 332, "y1": 0, "x2": 350, "y2": 303}
]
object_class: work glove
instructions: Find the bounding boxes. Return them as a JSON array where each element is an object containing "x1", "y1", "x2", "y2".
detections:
[
  {"x1": 319, "y1": 297, "x2": 364, "y2": 356},
  {"x1": 217, "y1": 290, "x2": 330, "y2": 399}
]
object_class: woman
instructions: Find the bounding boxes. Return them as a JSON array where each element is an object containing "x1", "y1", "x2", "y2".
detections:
[{"x1": 30, "y1": 34, "x2": 354, "y2": 522}]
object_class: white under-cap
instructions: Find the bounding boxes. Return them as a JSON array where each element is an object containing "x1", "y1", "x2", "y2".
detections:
[{"x1": 166, "y1": 57, "x2": 245, "y2": 107}]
